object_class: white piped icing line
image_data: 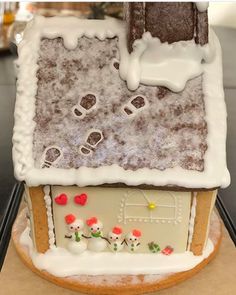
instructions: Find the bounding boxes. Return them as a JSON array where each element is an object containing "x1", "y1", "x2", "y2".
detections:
[
  {"x1": 187, "y1": 193, "x2": 197, "y2": 250},
  {"x1": 122, "y1": 95, "x2": 148, "y2": 117},
  {"x1": 43, "y1": 185, "x2": 56, "y2": 249},
  {"x1": 20, "y1": 226, "x2": 214, "y2": 276},
  {"x1": 196, "y1": 2, "x2": 209, "y2": 12},
  {"x1": 118, "y1": 190, "x2": 182, "y2": 225},
  {"x1": 13, "y1": 16, "x2": 230, "y2": 189},
  {"x1": 40, "y1": 146, "x2": 63, "y2": 168}
]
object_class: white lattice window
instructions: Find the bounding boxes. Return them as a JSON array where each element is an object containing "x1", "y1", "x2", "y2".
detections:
[{"x1": 118, "y1": 190, "x2": 182, "y2": 224}]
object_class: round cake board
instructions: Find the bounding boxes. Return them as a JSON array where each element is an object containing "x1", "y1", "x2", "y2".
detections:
[{"x1": 12, "y1": 209, "x2": 222, "y2": 295}]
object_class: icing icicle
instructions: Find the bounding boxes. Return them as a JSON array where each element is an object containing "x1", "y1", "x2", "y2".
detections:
[{"x1": 196, "y1": 2, "x2": 209, "y2": 12}]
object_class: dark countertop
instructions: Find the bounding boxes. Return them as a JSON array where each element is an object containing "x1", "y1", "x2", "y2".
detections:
[
  {"x1": 0, "y1": 52, "x2": 24, "y2": 268},
  {"x1": 0, "y1": 52, "x2": 16, "y2": 223},
  {"x1": 0, "y1": 26, "x2": 235, "y2": 268}
]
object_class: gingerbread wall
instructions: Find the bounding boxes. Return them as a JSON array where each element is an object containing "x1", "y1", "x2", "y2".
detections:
[{"x1": 51, "y1": 186, "x2": 191, "y2": 253}]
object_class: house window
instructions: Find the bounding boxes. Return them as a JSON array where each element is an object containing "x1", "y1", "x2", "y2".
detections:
[{"x1": 118, "y1": 190, "x2": 182, "y2": 224}]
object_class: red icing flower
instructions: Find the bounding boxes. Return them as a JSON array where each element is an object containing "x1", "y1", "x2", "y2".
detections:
[
  {"x1": 132, "y1": 229, "x2": 142, "y2": 238},
  {"x1": 112, "y1": 226, "x2": 122, "y2": 235},
  {"x1": 65, "y1": 214, "x2": 76, "y2": 224},
  {"x1": 161, "y1": 246, "x2": 174, "y2": 255},
  {"x1": 86, "y1": 217, "x2": 98, "y2": 226}
]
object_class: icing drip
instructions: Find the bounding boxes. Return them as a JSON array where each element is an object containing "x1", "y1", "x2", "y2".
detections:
[
  {"x1": 20, "y1": 226, "x2": 214, "y2": 276},
  {"x1": 187, "y1": 194, "x2": 197, "y2": 250},
  {"x1": 122, "y1": 32, "x2": 215, "y2": 92},
  {"x1": 43, "y1": 185, "x2": 55, "y2": 248},
  {"x1": 196, "y1": 2, "x2": 209, "y2": 12}
]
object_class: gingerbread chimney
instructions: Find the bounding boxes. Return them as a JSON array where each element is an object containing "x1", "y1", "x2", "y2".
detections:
[{"x1": 124, "y1": 2, "x2": 208, "y2": 53}]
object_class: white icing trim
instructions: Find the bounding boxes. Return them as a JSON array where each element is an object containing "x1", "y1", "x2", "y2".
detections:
[
  {"x1": 122, "y1": 95, "x2": 149, "y2": 118},
  {"x1": 40, "y1": 146, "x2": 63, "y2": 168},
  {"x1": 118, "y1": 190, "x2": 181, "y2": 225},
  {"x1": 13, "y1": 16, "x2": 230, "y2": 189},
  {"x1": 79, "y1": 145, "x2": 93, "y2": 157},
  {"x1": 84, "y1": 129, "x2": 104, "y2": 148},
  {"x1": 43, "y1": 185, "x2": 56, "y2": 249},
  {"x1": 196, "y1": 2, "x2": 209, "y2": 12},
  {"x1": 187, "y1": 193, "x2": 197, "y2": 250},
  {"x1": 72, "y1": 92, "x2": 98, "y2": 120},
  {"x1": 20, "y1": 226, "x2": 214, "y2": 276}
]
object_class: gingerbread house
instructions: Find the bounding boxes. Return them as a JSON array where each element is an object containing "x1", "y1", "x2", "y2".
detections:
[{"x1": 13, "y1": 2, "x2": 230, "y2": 278}]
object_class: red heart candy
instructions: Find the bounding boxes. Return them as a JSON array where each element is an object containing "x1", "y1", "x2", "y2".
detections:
[
  {"x1": 55, "y1": 194, "x2": 68, "y2": 205},
  {"x1": 74, "y1": 193, "x2": 87, "y2": 206}
]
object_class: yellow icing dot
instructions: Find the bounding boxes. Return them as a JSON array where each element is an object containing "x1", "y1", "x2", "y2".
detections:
[{"x1": 148, "y1": 202, "x2": 156, "y2": 210}]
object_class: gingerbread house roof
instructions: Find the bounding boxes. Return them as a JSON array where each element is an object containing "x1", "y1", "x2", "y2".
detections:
[{"x1": 13, "y1": 15, "x2": 230, "y2": 189}]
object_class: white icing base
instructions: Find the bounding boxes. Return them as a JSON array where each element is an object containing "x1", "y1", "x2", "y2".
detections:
[
  {"x1": 13, "y1": 16, "x2": 230, "y2": 189},
  {"x1": 20, "y1": 226, "x2": 214, "y2": 277}
]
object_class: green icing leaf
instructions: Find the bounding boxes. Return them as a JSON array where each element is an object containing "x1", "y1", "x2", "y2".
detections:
[{"x1": 148, "y1": 242, "x2": 160, "y2": 253}]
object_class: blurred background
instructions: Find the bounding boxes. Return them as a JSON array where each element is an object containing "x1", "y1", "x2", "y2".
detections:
[
  {"x1": 0, "y1": 2, "x2": 123, "y2": 53},
  {"x1": 1, "y1": 2, "x2": 236, "y2": 53}
]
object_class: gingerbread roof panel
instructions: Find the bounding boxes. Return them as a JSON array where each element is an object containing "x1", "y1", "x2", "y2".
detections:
[{"x1": 13, "y1": 17, "x2": 230, "y2": 189}]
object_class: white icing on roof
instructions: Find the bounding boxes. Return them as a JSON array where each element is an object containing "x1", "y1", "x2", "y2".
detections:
[
  {"x1": 13, "y1": 16, "x2": 230, "y2": 189},
  {"x1": 196, "y1": 2, "x2": 209, "y2": 13},
  {"x1": 121, "y1": 31, "x2": 214, "y2": 92}
]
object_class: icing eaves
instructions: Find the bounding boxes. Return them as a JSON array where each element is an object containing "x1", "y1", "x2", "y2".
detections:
[{"x1": 13, "y1": 16, "x2": 230, "y2": 189}]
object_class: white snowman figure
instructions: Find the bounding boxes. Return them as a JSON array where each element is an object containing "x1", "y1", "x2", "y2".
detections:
[
  {"x1": 108, "y1": 226, "x2": 125, "y2": 252},
  {"x1": 64, "y1": 214, "x2": 87, "y2": 254},
  {"x1": 86, "y1": 217, "x2": 107, "y2": 252},
  {"x1": 125, "y1": 229, "x2": 142, "y2": 253}
]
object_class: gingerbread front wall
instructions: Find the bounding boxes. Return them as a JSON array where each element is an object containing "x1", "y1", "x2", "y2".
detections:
[{"x1": 51, "y1": 186, "x2": 191, "y2": 253}]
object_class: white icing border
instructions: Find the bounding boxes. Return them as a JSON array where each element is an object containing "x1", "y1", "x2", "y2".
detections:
[
  {"x1": 13, "y1": 16, "x2": 230, "y2": 189},
  {"x1": 20, "y1": 226, "x2": 214, "y2": 276},
  {"x1": 43, "y1": 185, "x2": 55, "y2": 249}
]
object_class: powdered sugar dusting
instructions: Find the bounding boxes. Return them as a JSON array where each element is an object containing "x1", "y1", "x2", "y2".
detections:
[
  {"x1": 33, "y1": 37, "x2": 207, "y2": 172},
  {"x1": 13, "y1": 17, "x2": 229, "y2": 188}
]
